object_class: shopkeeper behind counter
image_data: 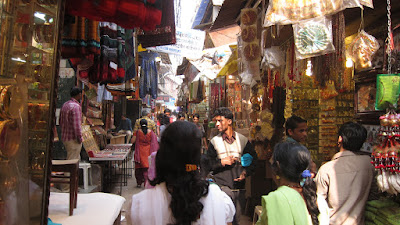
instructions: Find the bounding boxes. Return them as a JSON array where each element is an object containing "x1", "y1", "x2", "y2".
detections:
[{"x1": 283, "y1": 115, "x2": 317, "y2": 177}]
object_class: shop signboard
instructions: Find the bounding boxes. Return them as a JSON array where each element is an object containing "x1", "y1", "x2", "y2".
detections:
[{"x1": 148, "y1": 28, "x2": 205, "y2": 58}]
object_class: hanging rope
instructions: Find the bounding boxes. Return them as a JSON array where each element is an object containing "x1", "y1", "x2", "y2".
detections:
[
  {"x1": 358, "y1": 8, "x2": 364, "y2": 33},
  {"x1": 386, "y1": 0, "x2": 393, "y2": 74}
]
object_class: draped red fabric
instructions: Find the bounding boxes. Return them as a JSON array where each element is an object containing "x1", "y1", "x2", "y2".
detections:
[
  {"x1": 137, "y1": 0, "x2": 175, "y2": 47},
  {"x1": 65, "y1": 0, "x2": 162, "y2": 30}
]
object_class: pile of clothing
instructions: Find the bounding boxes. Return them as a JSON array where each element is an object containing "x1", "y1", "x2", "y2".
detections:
[{"x1": 365, "y1": 199, "x2": 400, "y2": 225}]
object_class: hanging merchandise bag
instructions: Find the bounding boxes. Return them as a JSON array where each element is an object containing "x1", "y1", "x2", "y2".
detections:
[
  {"x1": 262, "y1": 46, "x2": 285, "y2": 69},
  {"x1": 375, "y1": 74, "x2": 400, "y2": 110},
  {"x1": 293, "y1": 16, "x2": 335, "y2": 60},
  {"x1": 239, "y1": 8, "x2": 261, "y2": 85},
  {"x1": 263, "y1": 0, "x2": 361, "y2": 27},
  {"x1": 349, "y1": 30, "x2": 380, "y2": 70}
]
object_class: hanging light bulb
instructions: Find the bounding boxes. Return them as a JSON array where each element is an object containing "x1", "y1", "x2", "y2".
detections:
[
  {"x1": 346, "y1": 58, "x2": 354, "y2": 68},
  {"x1": 305, "y1": 59, "x2": 312, "y2": 76}
]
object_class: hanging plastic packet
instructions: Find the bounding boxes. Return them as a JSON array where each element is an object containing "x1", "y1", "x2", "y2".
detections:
[
  {"x1": 263, "y1": 0, "x2": 361, "y2": 27},
  {"x1": 349, "y1": 30, "x2": 380, "y2": 70},
  {"x1": 262, "y1": 46, "x2": 285, "y2": 69},
  {"x1": 293, "y1": 16, "x2": 335, "y2": 60},
  {"x1": 375, "y1": 74, "x2": 400, "y2": 110}
]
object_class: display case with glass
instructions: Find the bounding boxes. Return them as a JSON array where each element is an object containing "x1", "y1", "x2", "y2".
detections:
[{"x1": 0, "y1": 0, "x2": 63, "y2": 224}]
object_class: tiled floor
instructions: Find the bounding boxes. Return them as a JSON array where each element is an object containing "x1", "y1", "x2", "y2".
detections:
[{"x1": 110, "y1": 169, "x2": 253, "y2": 225}]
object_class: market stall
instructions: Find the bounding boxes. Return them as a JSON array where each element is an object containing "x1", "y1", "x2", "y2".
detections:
[
  {"x1": 0, "y1": 0, "x2": 177, "y2": 223},
  {"x1": 0, "y1": 0, "x2": 64, "y2": 224}
]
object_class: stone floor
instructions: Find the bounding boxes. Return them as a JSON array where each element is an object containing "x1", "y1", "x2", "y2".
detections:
[{"x1": 109, "y1": 169, "x2": 254, "y2": 225}]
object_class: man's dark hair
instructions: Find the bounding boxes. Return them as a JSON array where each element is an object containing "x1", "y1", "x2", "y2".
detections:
[
  {"x1": 193, "y1": 113, "x2": 200, "y2": 119},
  {"x1": 338, "y1": 122, "x2": 367, "y2": 152},
  {"x1": 164, "y1": 108, "x2": 171, "y2": 114},
  {"x1": 160, "y1": 113, "x2": 170, "y2": 126},
  {"x1": 285, "y1": 115, "x2": 307, "y2": 135},
  {"x1": 70, "y1": 87, "x2": 82, "y2": 97},
  {"x1": 177, "y1": 113, "x2": 185, "y2": 120},
  {"x1": 212, "y1": 107, "x2": 233, "y2": 120}
]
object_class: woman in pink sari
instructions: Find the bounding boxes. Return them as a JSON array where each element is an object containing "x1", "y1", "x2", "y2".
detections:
[{"x1": 132, "y1": 119, "x2": 159, "y2": 188}]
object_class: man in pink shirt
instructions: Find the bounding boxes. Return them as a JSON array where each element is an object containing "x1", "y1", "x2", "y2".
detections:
[{"x1": 60, "y1": 87, "x2": 83, "y2": 160}]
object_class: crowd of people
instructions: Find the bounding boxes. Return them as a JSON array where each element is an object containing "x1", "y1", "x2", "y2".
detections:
[
  {"x1": 122, "y1": 106, "x2": 374, "y2": 225},
  {"x1": 59, "y1": 87, "x2": 374, "y2": 225}
]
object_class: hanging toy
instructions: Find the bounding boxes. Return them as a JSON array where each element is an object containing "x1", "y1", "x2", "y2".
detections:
[{"x1": 374, "y1": 107, "x2": 400, "y2": 194}]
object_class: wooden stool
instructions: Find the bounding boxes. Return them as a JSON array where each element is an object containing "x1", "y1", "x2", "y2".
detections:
[{"x1": 51, "y1": 159, "x2": 79, "y2": 216}]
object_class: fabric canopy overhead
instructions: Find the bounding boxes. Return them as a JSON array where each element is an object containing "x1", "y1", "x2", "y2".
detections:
[
  {"x1": 187, "y1": 44, "x2": 232, "y2": 81},
  {"x1": 210, "y1": 0, "x2": 247, "y2": 31},
  {"x1": 192, "y1": 0, "x2": 213, "y2": 29},
  {"x1": 217, "y1": 45, "x2": 238, "y2": 77},
  {"x1": 176, "y1": 58, "x2": 189, "y2": 75},
  {"x1": 208, "y1": 25, "x2": 240, "y2": 47}
]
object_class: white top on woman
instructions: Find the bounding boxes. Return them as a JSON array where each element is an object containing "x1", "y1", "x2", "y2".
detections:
[{"x1": 131, "y1": 182, "x2": 235, "y2": 225}]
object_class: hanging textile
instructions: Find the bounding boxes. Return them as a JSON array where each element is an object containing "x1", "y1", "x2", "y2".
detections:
[
  {"x1": 97, "y1": 84, "x2": 113, "y2": 102},
  {"x1": 139, "y1": 52, "x2": 159, "y2": 99},
  {"x1": 61, "y1": 15, "x2": 100, "y2": 58},
  {"x1": 196, "y1": 79, "x2": 204, "y2": 101},
  {"x1": 99, "y1": 22, "x2": 119, "y2": 83},
  {"x1": 66, "y1": 0, "x2": 162, "y2": 30},
  {"x1": 106, "y1": 80, "x2": 136, "y2": 96},
  {"x1": 122, "y1": 29, "x2": 136, "y2": 81},
  {"x1": 330, "y1": 12, "x2": 346, "y2": 91},
  {"x1": 89, "y1": 23, "x2": 136, "y2": 85},
  {"x1": 137, "y1": 0, "x2": 176, "y2": 48}
]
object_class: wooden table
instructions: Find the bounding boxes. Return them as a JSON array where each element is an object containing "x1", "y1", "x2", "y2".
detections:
[{"x1": 89, "y1": 144, "x2": 132, "y2": 194}]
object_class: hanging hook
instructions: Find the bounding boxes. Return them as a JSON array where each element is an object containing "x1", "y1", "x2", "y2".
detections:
[{"x1": 358, "y1": 8, "x2": 364, "y2": 33}]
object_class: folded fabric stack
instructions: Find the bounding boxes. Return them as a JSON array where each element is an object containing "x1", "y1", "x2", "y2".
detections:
[{"x1": 365, "y1": 199, "x2": 400, "y2": 225}]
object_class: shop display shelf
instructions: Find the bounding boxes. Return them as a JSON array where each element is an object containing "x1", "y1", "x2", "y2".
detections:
[
  {"x1": 0, "y1": 77, "x2": 17, "y2": 85},
  {"x1": 17, "y1": 1, "x2": 56, "y2": 17},
  {"x1": 28, "y1": 99, "x2": 49, "y2": 104}
]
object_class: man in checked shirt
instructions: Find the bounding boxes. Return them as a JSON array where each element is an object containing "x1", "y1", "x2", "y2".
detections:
[{"x1": 60, "y1": 87, "x2": 83, "y2": 160}]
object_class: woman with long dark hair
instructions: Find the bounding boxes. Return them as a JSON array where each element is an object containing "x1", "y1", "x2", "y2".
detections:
[
  {"x1": 132, "y1": 119, "x2": 159, "y2": 188},
  {"x1": 256, "y1": 142, "x2": 329, "y2": 225},
  {"x1": 130, "y1": 121, "x2": 235, "y2": 225}
]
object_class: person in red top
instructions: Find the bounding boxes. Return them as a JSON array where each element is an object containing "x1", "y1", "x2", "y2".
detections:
[
  {"x1": 132, "y1": 119, "x2": 159, "y2": 188},
  {"x1": 59, "y1": 87, "x2": 83, "y2": 160}
]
